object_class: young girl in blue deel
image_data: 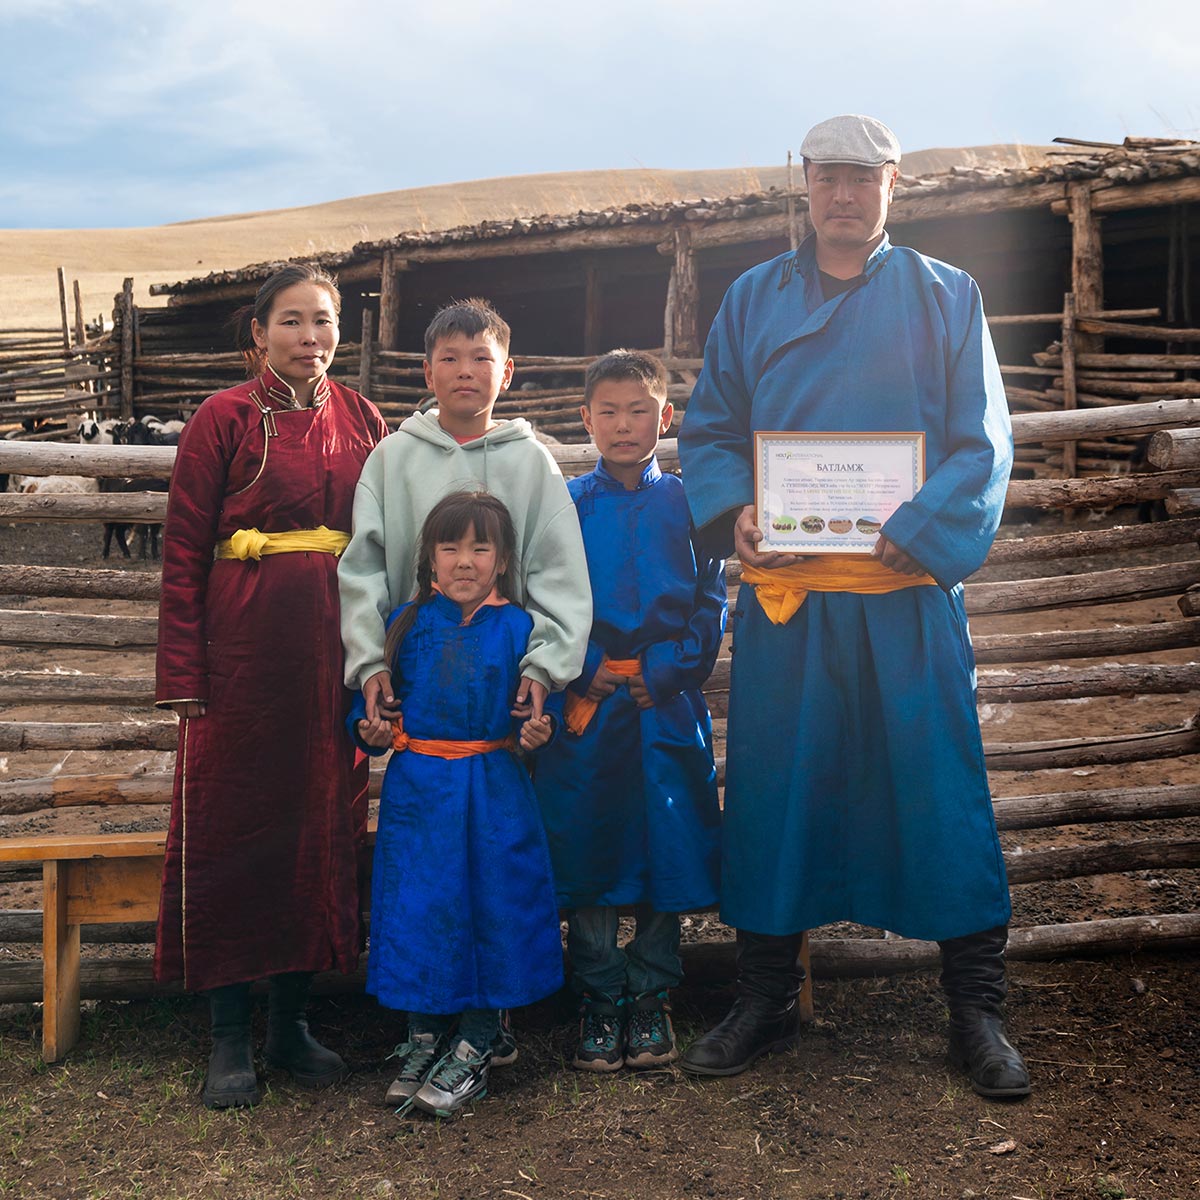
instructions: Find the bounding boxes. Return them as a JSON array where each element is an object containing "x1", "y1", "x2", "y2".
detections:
[{"x1": 349, "y1": 490, "x2": 563, "y2": 1117}]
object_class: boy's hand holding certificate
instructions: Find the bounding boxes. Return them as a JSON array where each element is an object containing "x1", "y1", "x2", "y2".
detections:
[{"x1": 754, "y1": 431, "x2": 926, "y2": 555}]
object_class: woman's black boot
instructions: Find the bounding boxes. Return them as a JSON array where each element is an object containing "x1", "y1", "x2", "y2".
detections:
[
  {"x1": 202, "y1": 982, "x2": 261, "y2": 1109},
  {"x1": 939, "y1": 925, "x2": 1031, "y2": 1099},
  {"x1": 679, "y1": 931, "x2": 805, "y2": 1077},
  {"x1": 264, "y1": 972, "x2": 348, "y2": 1088}
]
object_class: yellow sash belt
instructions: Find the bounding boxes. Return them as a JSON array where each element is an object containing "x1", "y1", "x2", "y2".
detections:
[
  {"x1": 215, "y1": 525, "x2": 351, "y2": 561},
  {"x1": 562, "y1": 658, "x2": 642, "y2": 736},
  {"x1": 742, "y1": 556, "x2": 936, "y2": 625}
]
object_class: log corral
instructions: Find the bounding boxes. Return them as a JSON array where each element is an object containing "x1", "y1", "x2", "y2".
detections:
[{"x1": 0, "y1": 391, "x2": 1198, "y2": 1027}]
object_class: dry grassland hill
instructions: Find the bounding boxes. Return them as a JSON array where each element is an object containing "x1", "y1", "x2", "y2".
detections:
[{"x1": 1, "y1": 147, "x2": 1048, "y2": 331}]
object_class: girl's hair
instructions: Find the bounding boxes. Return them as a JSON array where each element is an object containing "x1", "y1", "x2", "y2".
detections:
[
  {"x1": 382, "y1": 491, "x2": 520, "y2": 669},
  {"x1": 228, "y1": 264, "x2": 342, "y2": 378}
]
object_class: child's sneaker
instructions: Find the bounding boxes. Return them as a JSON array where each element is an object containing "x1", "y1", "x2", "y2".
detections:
[
  {"x1": 384, "y1": 1031, "x2": 447, "y2": 1106},
  {"x1": 625, "y1": 990, "x2": 678, "y2": 1069},
  {"x1": 572, "y1": 991, "x2": 626, "y2": 1072},
  {"x1": 490, "y1": 1009, "x2": 518, "y2": 1067},
  {"x1": 411, "y1": 1039, "x2": 491, "y2": 1117}
]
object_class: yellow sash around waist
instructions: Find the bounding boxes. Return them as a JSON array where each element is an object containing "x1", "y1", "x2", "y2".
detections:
[
  {"x1": 215, "y1": 526, "x2": 351, "y2": 561},
  {"x1": 741, "y1": 556, "x2": 936, "y2": 625}
]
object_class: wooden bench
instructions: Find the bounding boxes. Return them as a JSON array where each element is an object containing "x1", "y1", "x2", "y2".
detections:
[{"x1": 0, "y1": 832, "x2": 165, "y2": 1061}]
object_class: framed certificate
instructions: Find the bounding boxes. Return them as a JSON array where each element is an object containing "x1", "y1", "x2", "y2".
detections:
[{"x1": 755, "y1": 431, "x2": 926, "y2": 554}]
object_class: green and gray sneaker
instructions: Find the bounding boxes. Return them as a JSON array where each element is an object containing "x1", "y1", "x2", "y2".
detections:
[
  {"x1": 384, "y1": 1031, "x2": 447, "y2": 1107},
  {"x1": 411, "y1": 1039, "x2": 491, "y2": 1117},
  {"x1": 625, "y1": 990, "x2": 678, "y2": 1069},
  {"x1": 572, "y1": 991, "x2": 626, "y2": 1072}
]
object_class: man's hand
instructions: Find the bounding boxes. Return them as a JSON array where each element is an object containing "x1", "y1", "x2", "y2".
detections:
[
  {"x1": 356, "y1": 716, "x2": 393, "y2": 750},
  {"x1": 169, "y1": 701, "x2": 206, "y2": 718},
  {"x1": 734, "y1": 504, "x2": 795, "y2": 569},
  {"x1": 363, "y1": 671, "x2": 402, "y2": 723},
  {"x1": 512, "y1": 676, "x2": 549, "y2": 721},
  {"x1": 628, "y1": 673, "x2": 655, "y2": 710},
  {"x1": 584, "y1": 664, "x2": 625, "y2": 703},
  {"x1": 872, "y1": 535, "x2": 930, "y2": 577},
  {"x1": 519, "y1": 713, "x2": 553, "y2": 752}
]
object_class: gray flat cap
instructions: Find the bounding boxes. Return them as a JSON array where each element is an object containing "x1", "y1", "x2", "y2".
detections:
[{"x1": 800, "y1": 115, "x2": 901, "y2": 166}]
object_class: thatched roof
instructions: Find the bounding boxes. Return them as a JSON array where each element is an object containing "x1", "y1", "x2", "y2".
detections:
[{"x1": 152, "y1": 140, "x2": 1200, "y2": 299}]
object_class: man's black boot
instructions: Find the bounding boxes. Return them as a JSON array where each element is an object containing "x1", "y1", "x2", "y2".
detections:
[
  {"x1": 939, "y1": 925, "x2": 1031, "y2": 1099},
  {"x1": 202, "y1": 982, "x2": 261, "y2": 1109},
  {"x1": 264, "y1": 972, "x2": 348, "y2": 1088},
  {"x1": 679, "y1": 930, "x2": 805, "y2": 1077}
]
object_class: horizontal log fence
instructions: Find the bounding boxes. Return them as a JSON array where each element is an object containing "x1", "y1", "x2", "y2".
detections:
[{"x1": 1, "y1": 401, "x2": 1198, "y2": 1057}]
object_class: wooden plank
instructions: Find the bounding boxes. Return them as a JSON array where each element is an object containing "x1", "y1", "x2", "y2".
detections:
[
  {"x1": 0, "y1": 609, "x2": 158, "y2": 649},
  {"x1": 0, "y1": 494, "x2": 167, "y2": 522},
  {"x1": 1005, "y1": 837, "x2": 1200, "y2": 885},
  {"x1": 984, "y1": 718, "x2": 1200, "y2": 771},
  {"x1": 119, "y1": 279, "x2": 134, "y2": 421},
  {"x1": 0, "y1": 831, "x2": 166, "y2": 862},
  {"x1": 1069, "y1": 185, "x2": 1104, "y2": 356},
  {"x1": 1049, "y1": 174, "x2": 1200, "y2": 215},
  {"x1": 976, "y1": 661, "x2": 1200, "y2": 703},
  {"x1": 1074, "y1": 317, "x2": 1200, "y2": 342},
  {"x1": 993, "y1": 784, "x2": 1200, "y2": 831},
  {"x1": 0, "y1": 671, "x2": 155, "y2": 705},
  {"x1": 43, "y1": 860, "x2": 81, "y2": 1063},
  {"x1": 965, "y1": 559, "x2": 1200, "y2": 614},
  {"x1": 1009, "y1": 397, "x2": 1200, "y2": 444},
  {"x1": 0, "y1": 564, "x2": 161, "y2": 601},
  {"x1": 1148, "y1": 428, "x2": 1200, "y2": 470},
  {"x1": 0, "y1": 721, "x2": 176, "y2": 752},
  {"x1": 0, "y1": 441, "x2": 174, "y2": 478},
  {"x1": 1006, "y1": 469, "x2": 1200, "y2": 511},
  {"x1": 66, "y1": 857, "x2": 162, "y2": 923},
  {"x1": 984, "y1": 517, "x2": 1200, "y2": 564},
  {"x1": 972, "y1": 619, "x2": 1200, "y2": 664}
]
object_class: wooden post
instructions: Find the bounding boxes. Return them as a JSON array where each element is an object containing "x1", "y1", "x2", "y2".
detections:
[
  {"x1": 1061, "y1": 292, "x2": 1078, "y2": 484},
  {"x1": 797, "y1": 931, "x2": 814, "y2": 1022},
  {"x1": 71, "y1": 280, "x2": 85, "y2": 348},
  {"x1": 378, "y1": 251, "x2": 402, "y2": 352},
  {"x1": 583, "y1": 263, "x2": 603, "y2": 356},
  {"x1": 668, "y1": 226, "x2": 700, "y2": 358},
  {"x1": 119, "y1": 278, "x2": 135, "y2": 420},
  {"x1": 42, "y1": 860, "x2": 81, "y2": 1062},
  {"x1": 1068, "y1": 182, "x2": 1104, "y2": 354},
  {"x1": 56, "y1": 267, "x2": 71, "y2": 354},
  {"x1": 359, "y1": 307, "x2": 375, "y2": 396}
]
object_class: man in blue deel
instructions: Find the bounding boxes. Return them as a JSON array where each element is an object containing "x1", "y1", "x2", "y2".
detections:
[{"x1": 677, "y1": 114, "x2": 1030, "y2": 1098}]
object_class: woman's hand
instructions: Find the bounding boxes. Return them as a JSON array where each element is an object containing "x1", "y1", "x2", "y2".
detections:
[
  {"x1": 169, "y1": 701, "x2": 207, "y2": 718},
  {"x1": 519, "y1": 714, "x2": 553, "y2": 752},
  {"x1": 356, "y1": 716, "x2": 393, "y2": 750}
]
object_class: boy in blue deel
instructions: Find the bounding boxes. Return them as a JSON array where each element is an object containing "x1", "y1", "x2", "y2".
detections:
[{"x1": 535, "y1": 349, "x2": 725, "y2": 1071}]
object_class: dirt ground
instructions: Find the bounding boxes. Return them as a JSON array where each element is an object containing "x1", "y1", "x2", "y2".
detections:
[{"x1": 0, "y1": 516, "x2": 1197, "y2": 1199}]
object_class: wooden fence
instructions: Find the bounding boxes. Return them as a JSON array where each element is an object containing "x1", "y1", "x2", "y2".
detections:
[{"x1": 0, "y1": 397, "x2": 1198, "y2": 1044}]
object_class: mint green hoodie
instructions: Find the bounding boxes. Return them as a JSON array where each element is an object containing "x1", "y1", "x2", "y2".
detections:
[{"x1": 338, "y1": 410, "x2": 591, "y2": 693}]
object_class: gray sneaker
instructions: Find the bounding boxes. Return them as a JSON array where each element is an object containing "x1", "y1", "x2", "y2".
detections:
[
  {"x1": 411, "y1": 1038, "x2": 491, "y2": 1117},
  {"x1": 384, "y1": 1031, "x2": 446, "y2": 1107}
]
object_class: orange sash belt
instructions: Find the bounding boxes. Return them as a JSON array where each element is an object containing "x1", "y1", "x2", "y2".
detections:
[
  {"x1": 391, "y1": 721, "x2": 515, "y2": 759},
  {"x1": 742, "y1": 556, "x2": 936, "y2": 625},
  {"x1": 562, "y1": 657, "x2": 641, "y2": 736}
]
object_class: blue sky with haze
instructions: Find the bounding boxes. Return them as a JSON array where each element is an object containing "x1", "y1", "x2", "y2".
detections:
[{"x1": 2, "y1": 0, "x2": 1197, "y2": 229}]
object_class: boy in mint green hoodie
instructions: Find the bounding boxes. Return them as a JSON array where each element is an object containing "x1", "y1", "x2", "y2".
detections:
[{"x1": 339, "y1": 298, "x2": 591, "y2": 729}]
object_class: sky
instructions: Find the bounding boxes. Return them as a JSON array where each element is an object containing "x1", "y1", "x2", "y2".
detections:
[{"x1": 2, "y1": 0, "x2": 1198, "y2": 230}]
